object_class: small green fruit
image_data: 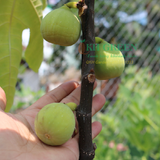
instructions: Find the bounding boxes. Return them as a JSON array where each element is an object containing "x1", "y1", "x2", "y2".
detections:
[
  {"x1": 94, "y1": 37, "x2": 125, "y2": 80},
  {"x1": 40, "y1": 5, "x2": 81, "y2": 46},
  {"x1": 34, "y1": 103, "x2": 75, "y2": 146},
  {"x1": 65, "y1": 102, "x2": 77, "y2": 111}
]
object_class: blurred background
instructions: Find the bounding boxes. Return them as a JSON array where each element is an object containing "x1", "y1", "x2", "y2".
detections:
[{"x1": 12, "y1": 0, "x2": 160, "y2": 159}]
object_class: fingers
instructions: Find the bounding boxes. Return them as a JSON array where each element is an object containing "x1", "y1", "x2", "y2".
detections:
[
  {"x1": 72, "y1": 93, "x2": 105, "y2": 141},
  {"x1": 29, "y1": 81, "x2": 79, "y2": 110},
  {"x1": 74, "y1": 121, "x2": 102, "y2": 141},
  {"x1": 92, "y1": 121, "x2": 102, "y2": 139},
  {"x1": 0, "y1": 87, "x2": 6, "y2": 111},
  {"x1": 60, "y1": 81, "x2": 104, "y2": 117},
  {"x1": 73, "y1": 94, "x2": 105, "y2": 134},
  {"x1": 65, "y1": 121, "x2": 102, "y2": 156},
  {"x1": 61, "y1": 84, "x2": 81, "y2": 105},
  {"x1": 60, "y1": 81, "x2": 97, "y2": 105},
  {"x1": 92, "y1": 94, "x2": 106, "y2": 116}
]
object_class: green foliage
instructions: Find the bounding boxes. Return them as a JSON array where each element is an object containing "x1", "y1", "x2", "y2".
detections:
[
  {"x1": 94, "y1": 65, "x2": 160, "y2": 160},
  {"x1": 0, "y1": 0, "x2": 46, "y2": 112},
  {"x1": 121, "y1": 65, "x2": 160, "y2": 97}
]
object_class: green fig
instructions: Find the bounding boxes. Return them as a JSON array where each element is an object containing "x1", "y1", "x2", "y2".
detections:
[
  {"x1": 65, "y1": 102, "x2": 77, "y2": 111},
  {"x1": 34, "y1": 103, "x2": 75, "y2": 146},
  {"x1": 40, "y1": 5, "x2": 81, "y2": 46},
  {"x1": 94, "y1": 37, "x2": 125, "y2": 80}
]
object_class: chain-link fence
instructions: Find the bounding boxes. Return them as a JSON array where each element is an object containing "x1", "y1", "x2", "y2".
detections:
[
  {"x1": 93, "y1": 0, "x2": 160, "y2": 110},
  {"x1": 42, "y1": 0, "x2": 160, "y2": 105}
]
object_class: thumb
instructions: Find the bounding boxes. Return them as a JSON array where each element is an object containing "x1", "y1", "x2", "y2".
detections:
[{"x1": 0, "y1": 87, "x2": 6, "y2": 111}]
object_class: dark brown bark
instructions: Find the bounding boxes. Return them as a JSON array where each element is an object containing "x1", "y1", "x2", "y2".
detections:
[{"x1": 76, "y1": 0, "x2": 96, "y2": 160}]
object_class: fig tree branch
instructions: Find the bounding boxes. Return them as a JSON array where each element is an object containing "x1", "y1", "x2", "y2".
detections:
[{"x1": 76, "y1": 0, "x2": 96, "y2": 160}]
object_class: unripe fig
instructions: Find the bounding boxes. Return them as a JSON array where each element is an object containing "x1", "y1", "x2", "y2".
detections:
[
  {"x1": 40, "y1": 5, "x2": 81, "y2": 46},
  {"x1": 65, "y1": 102, "x2": 77, "y2": 111},
  {"x1": 94, "y1": 37, "x2": 125, "y2": 80},
  {"x1": 34, "y1": 103, "x2": 75, "y2": 146}
]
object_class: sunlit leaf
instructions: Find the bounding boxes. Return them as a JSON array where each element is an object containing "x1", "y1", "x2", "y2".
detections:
[{"x1": 0, "y1": 0, "x2": 44, "y2": 112}]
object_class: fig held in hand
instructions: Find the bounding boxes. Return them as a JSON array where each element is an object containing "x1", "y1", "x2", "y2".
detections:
[
  {"x1": 40, "y1": 5, "x2": 81, "y2": 46},
  {"x1": 34, "y1": 103, "x2": 75, "y2": 146},
  {"x1": 94, "y1": 37, "x2": 125, "y2": 80}
]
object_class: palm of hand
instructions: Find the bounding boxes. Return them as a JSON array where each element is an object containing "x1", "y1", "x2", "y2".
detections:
[
  {"x1": 0, "y1": 81, "x2": 105, "y2": 160},
  {"x1": 0, "y1": 112, "x2": 79, "y2": 160}
]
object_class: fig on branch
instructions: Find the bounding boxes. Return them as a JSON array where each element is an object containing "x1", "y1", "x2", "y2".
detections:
[
  {"x1": 65, "y1": 102, "x2": 77, "y2": 111},
  {"x1": 94, "y1": 37, "x2": 125, "y2": 80},
  {"x1": 34, "y1": 103, "x2": 75, "y2": 146},
  {"x1": 40, "y1": 5, "x2": 81, "y2": 46}
]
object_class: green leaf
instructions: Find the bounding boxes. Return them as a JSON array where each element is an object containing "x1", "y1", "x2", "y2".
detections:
[
  {"x1": 0, "y1": 0, "x2": 43, "y2": 112},
  {"x1": 41, "y1": 0, "x2": 47, "y2": 10}
]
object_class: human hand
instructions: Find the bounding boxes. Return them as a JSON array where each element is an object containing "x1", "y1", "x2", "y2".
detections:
[{"x1": 0, "y1": 81, "x2": 105, "y2": 160}]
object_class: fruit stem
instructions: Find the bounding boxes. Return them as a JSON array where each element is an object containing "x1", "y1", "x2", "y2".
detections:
[
  {"x1": 65, "y1": 2, "x2": 78, "y2": 9},
  {"x1": 95, "y1": 37, "x2": 104, "y2": 44}
]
